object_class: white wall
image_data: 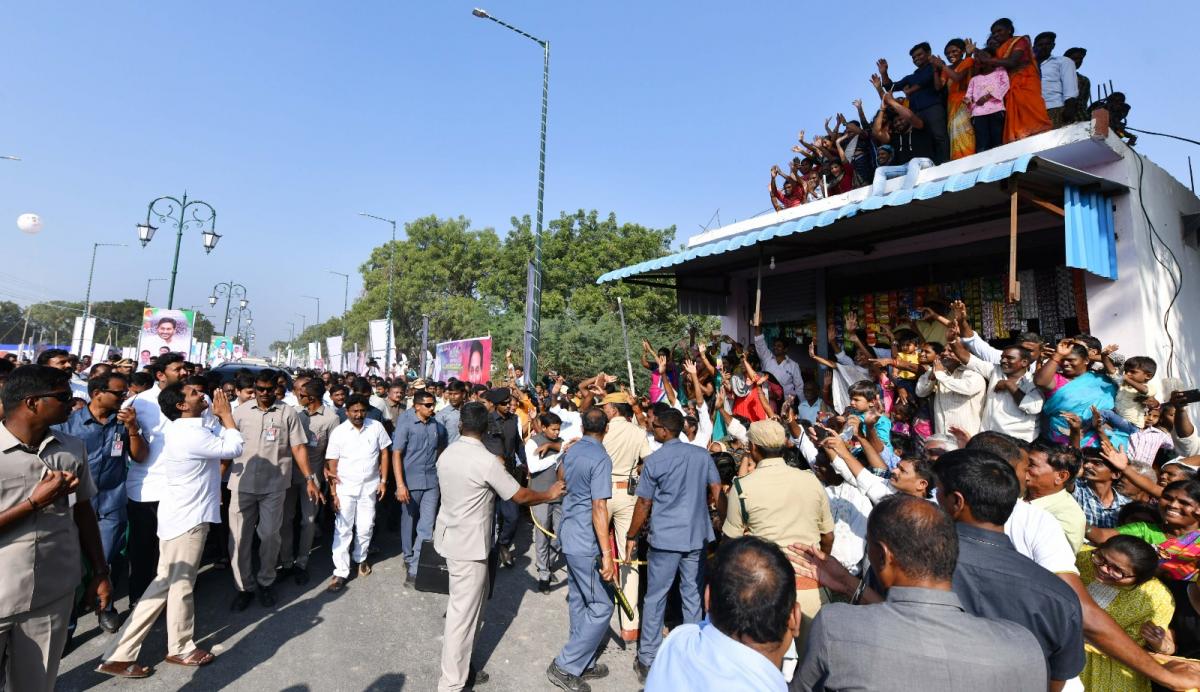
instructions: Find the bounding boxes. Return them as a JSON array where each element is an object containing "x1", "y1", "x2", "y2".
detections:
[{"x1": 1085, "y1": 150, "x2": 1200, "y2": 389}]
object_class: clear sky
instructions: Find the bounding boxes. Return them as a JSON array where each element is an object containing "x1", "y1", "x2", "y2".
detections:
[{"x1": 3, "y1": 1, "x2": 1198, "y2": 350}]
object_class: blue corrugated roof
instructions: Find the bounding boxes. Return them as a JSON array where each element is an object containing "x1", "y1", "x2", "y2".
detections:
[{"x1": 597, "y1": 153, "x2": 1037, "y2": 284}]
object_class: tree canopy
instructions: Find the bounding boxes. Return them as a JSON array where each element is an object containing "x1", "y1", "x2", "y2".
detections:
[
  {"x1": 0, "y1": 299, "x2": 214, "y2": 348},
  {"x1": 282, "y1": 210, "x2": 714, "y2": 382}
]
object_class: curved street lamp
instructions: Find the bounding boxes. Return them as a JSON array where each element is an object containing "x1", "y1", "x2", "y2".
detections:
[
  {"x1": 209, "y1": 281, "x2": 247, "y2": 336},
  {"x1": 359, "y1": 212, "x2": 397, "y2": 376},
  {"x1": 136, "y1": 193, "x2": 219, "y2": 308},
  {"x1": 472, "y1": 7, "x2": 550, "y2": 384}
]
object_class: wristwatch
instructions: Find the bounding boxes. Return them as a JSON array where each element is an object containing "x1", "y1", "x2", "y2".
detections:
[{"x1": 305, "y1": 473, "x2": 320, "y2": 483}]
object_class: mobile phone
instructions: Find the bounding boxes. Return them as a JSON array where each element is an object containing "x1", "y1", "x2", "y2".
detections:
[
  {"x1": 909, "y1": 309, "x2": 924, "y2": 321},
  {"x1": 1179, "y1": 389, "x2": 1200, "y2": 405}
]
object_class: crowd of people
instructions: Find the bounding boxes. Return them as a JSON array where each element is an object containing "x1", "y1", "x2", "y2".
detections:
[
  {"x1": 770, "y1": 16, "x2": 1096, "y2": 211},
  {"x1": 3, "y1": 290, "x2": 1200, "y2": 692}
]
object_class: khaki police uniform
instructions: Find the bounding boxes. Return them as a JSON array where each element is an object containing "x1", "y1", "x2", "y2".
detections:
[
  {"x1": 0, "y1": 425, "x2": 95, "y2": 692},
  {"x1": 722, "y1": 456, "x2": 834, "y2": 645},
  {"x1": 226, "y1": 402, "x2": 308, "y2": 592},
  {"x1": 602, "y1": 415, "x2": 649, "y2": 634}
]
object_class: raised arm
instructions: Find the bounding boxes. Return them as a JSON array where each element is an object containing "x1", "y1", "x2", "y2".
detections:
[
  {"x1": 883, "y1": 93, "x2": 924, "y2": 129},
  {"x1": 1036, "y1": 340, "x2": 1073, "y2": 391}
]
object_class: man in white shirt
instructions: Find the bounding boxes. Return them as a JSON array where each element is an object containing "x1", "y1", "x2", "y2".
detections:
[
  {"x1": 126, "y1": 353, "x2": 188, "y2": 606},
  {"x1": 754, "y1": 325, "x2": 804, "y2": 401},
  {"x1": 98, "y1": 383, "x2": 244, "y2": 678},
  {"x1": 1034, "y1": 31, "x2": 1079, "y2": 126},
  {"x1": 952, "y1": 338, "x2": 1042, "y2": 442},
  {"x1": 915, "y1": 347, "x2": 985, "y2": 437},
  {"x1": 324, "y1": 394, "x2": 392, "y2": 592}
]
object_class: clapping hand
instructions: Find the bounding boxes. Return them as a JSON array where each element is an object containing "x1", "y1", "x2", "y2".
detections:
[{"x1": 1141, "y1": 622, "x2": 1176, "y2": 655}]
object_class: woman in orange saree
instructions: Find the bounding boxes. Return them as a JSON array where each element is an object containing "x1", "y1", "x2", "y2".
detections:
[
  {"x1": 984, "y1": 18, "x2": 1051, "y2": 143},
  {"x1": 934, "y1": 38, "x2": 976, "y2": 159}
]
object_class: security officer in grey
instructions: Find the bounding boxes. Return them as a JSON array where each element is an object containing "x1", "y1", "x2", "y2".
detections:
[
  {"x1": 547, "y1": 408, "x2": 616, "y2": 692},
  {"x1": 625, "y1": 408, "x2": 721, "y2": 682},
  {"x1": 0, "y1": 365, "x2": 113, "y2": 691}
]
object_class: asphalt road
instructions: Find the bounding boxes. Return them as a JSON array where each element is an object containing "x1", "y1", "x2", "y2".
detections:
[{"x1": 58, "y1": 519, "x2": 644, "y2": 691}]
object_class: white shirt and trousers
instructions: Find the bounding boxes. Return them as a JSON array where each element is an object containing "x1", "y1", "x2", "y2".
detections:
[
  {"x1": 754, "y1": 334, "x2": 804, "y2": 401},
  {"x1": 103, "y1": 417, "x2": 244, "y2": 664},
  {"x1": 326, "y1": 418, "x2": 392, "y2": 579}
]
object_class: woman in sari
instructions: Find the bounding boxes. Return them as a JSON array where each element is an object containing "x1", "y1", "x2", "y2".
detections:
[
  {"x1": 1036, "y1": 340, "x2": 1129, "y2": 448},
  {"x1": 1076, "y1": 536, "x2": 1176, "y2": 692},
  {"x1": 933, "y1": 38, "x2": 975, "y2": 159},
  {"x1": 979, "y1": 17, "x2": 1051, "y2": 143}
]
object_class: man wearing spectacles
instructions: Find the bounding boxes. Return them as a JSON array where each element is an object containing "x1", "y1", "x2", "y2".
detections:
[
  {"x1": 226, "y1": 370, "x2": 322, "y2": 611},
  {"x1": 0, "y1": 365, "x2": 112, "y2": 690},
  {"x1": 278, "y1": 380, "x2": 341, "y2": 585},
  {"x1": 391, "y1": 389, "x2": 447, "y2": 587},
  {"x1": 53, "y1": 373, "x2": 146, "y2": 633}
]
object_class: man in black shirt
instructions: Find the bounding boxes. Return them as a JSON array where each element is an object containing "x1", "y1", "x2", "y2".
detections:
[
  {"x1": 879, "y1": 42, "x2": 949, "y2": 164},
  {"x1": 483, "y1": 388, "x2": 523, "y2": 566}
]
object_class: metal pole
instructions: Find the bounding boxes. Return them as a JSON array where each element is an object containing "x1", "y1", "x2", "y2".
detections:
[
  {"x1": 528, "y1": 38, "x2": 549, "y2": 385},
  {"x1": 420, "y1": 314, "x2": 429, "y2": 378},
  {"x1": 166, "y1": 193, "x2": 188, "y2": 308},
  {"x1": 329, "y1": 270, "x2": 350, "y2": 336},
  {"x1": 386, "y1": 220, "x2": 395, "y2": 378},
  {"x1": 82, "y1": 242, "x2": 125, "y2": 354},
  {"x1": 617, "y1": 296, "x2": 636, "y2": 397}
]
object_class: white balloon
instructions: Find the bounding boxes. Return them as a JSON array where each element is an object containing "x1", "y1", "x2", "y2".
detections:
[{"x1": 16, "y1": 213, "x2": 43, "y2": 234}]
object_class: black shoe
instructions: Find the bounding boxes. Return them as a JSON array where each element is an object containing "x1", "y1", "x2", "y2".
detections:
[
  {"x1": 580, "y1": 663, "x2": 609, "y2": 680},
  {"x1": 498, "y1": 544, "x2": 513, "y2": 568},
  {"x1": 633, "y1": 658, "x2": 650, "y2": 684},
  {"x1": 547, "y1": 660, "x2": 591, "y2": 692},
  {"x1": 294, "y1": 566, "x2": 310, "y2": 586},
  {"x1": 537, "y1": 579, "x2": 551, "y2": 594},
  {"x1": 276, "y1": 564, "x2": 296, "y2": 578},
  {"x1": 256, "y1": 586, "x2": 276, "y2": 608},
  {"x1": 230, "y1": 591, "x2": 253, "y2": 612},
  {"x1": 466, "y1": 668, "x2": 489, "y2": 687},
  {"x1": 97, "y1": 607, "x2": 122, "y2": 633}
]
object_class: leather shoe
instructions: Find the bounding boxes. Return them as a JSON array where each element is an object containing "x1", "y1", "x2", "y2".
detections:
[
  {"x1": 328, "y1": 576, "x2": 346, "y2": 592},
  {"x1": 293, "y1": 566, "x2": 310, "y2": 586},
  {"x1": 580, "y1": 663, "x2": 609, "y2": 680},
  {"x1": 498, "y1": 544, "x2": 514, "y2": 568},
  {"x1": 230, "y1": 591, "x2": 253, "y2": 612},
  {"x1": 256, "y1": 586, "x2": 276, "y2": 608},
  {"x1": 633, "y1": 658, "x2": 650, "y2": 684},
  {"x1": 97, "y1": 607, "x2": 122, "y2": 633},
  {"x1": 546, "y1": 660, "x2": 590, "y2": 692},
  {"x1": 537, "y1": 579, "x2": 550, "y2": 594},
  {"x1": 466, "y1": 668, "x2": 489, "y2": 686}
]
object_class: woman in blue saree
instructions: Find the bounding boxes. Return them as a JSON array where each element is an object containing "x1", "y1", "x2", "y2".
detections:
[{"x1": 1035, "y1": 340, "x2": 1130, "y2": 448}]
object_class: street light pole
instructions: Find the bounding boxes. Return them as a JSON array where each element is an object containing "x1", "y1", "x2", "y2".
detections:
[
  {"x1": 144, "y1": 277, "x2": 167, "y2": 306},
  {"x1": 302, "y1": 295, "x2": 321, "y2": 325},
  {"x1": 81, "y1": 242, "x2": 127, "y2": 353},
  {"x1": 359, "y1": 212, "x2": 397, "y2": 377},
  {"x1": 473, "y1": 7, "x2": 549, "y2": 384},
  {"x1": 136, "y1": 193, "x2": 220, "y2": 309},
  {"x1": 296, "y1": 313, "x2": 307, "y2": 333},
  {"x1": 208, "y1": 281, "x2": 248, "y2": 337},
  {"x1": 328, "y1": 270, "x2": 350, "y2": 335}
]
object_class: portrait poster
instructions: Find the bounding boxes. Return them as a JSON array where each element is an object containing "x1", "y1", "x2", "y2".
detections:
[
  {"x1": 209, "y1": 336, "x2": 234, "y2": 365},
  {"x1": 137, "y1": 307, "x2": 196, "y2": 361},
  {"x1": 433, "y1": 336, "x2": 492, "y2": 385}
]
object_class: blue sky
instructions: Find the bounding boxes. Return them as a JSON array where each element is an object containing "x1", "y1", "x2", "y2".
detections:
[{"x1": 3, "y1": 2, "x2": 1197, "y2": 350}]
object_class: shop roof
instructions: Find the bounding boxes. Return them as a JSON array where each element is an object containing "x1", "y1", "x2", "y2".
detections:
[{"x1": 597, "y1": 152, "x2": 1124, "y2": 285}]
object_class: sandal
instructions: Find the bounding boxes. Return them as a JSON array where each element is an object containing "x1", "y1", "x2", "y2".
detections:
[
  {"x1": 328, "y1": 576, "x2": 347, "y2": 592},
  {"x1": 165, "y1": 649, "x2": 215, "y2": 667},
  {"x1": 96, "y1": 661, "x2": 153, "y2": 678},
  {"x1": 358, "y1": 562, "x2": 372, "y2": 577}
]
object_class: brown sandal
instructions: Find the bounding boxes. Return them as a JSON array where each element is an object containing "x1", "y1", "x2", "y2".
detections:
[
  {"x1": 96, "y1": 661, "x2": 153, "y2": 678},
  {"x1": 164, "y1": 649, "x2": 215, "y2": 667}
]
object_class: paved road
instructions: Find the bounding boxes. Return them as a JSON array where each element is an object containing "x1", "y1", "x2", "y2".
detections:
[{"x1": 58, "y1": 520, "x2": 644, "y2": 691}]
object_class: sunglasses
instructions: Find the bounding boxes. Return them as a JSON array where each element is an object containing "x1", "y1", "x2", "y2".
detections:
[
  {"x1": 416, "y1": 401, "x2": 435, "y2": 408},
  {"x1": 99, "y1": 389, "x2": 128, "y2": 397},
  {"x1": 30, "y1": 390, "x2": 73, "y2": 404},
  {"x1": 255, "y1": 385, "x2": 276, "y2": 392}
]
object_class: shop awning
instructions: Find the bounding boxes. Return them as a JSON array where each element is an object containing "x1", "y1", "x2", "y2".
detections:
[{"x1": 597, "y1": 153, "x2": 1125, "y2": 285}]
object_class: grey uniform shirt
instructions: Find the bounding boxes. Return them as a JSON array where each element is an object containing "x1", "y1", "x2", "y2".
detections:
[
  {"x1": 795, "y1": 586, "x2": 1047, "y2": 691},
  {"x1": 436, "y1": 404, "x2": 462, "y2": 445},
  {"x1": 227, "y1": 401, "x2": 308, "y2": 494},
  {"x1": 434, "y1": 437, "x2": 520, "y2": 561},
  {"x1": 0, "y1": 424, "x2": 97, "y2": 617},
  {"x1": 295, "y1": 404, "x2": 341, "y2": 484}
]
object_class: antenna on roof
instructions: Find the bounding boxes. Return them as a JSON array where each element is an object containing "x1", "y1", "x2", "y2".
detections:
[
  {"x1": 1189, "y1": 156, "x2": 1195, "y2": 194},
  {"x1": 698, "y1": 208, "x2": 721, "y2": 232}
]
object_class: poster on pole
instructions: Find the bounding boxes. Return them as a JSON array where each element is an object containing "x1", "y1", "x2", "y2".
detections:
[
  {"x1": 326, "y1": 336, "x2": 344, "y2": 373},
  {"x1": 70, "y1": 316, "x2": 97, "y2": 356},
  {"x1": 209, "y1": 336, "x2": 234, "y2": 365},
  {"x1": 433, "y1": 336, "x2": 492, "y2": 385},
  {"x1": 368, "y1": 319, "x2": 395, "y2": 373},
  {"x1": 136, "y1": 308, "x2": 196, "y2": 362}
]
